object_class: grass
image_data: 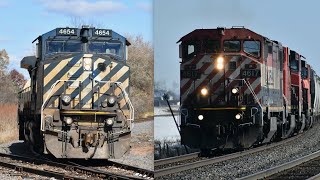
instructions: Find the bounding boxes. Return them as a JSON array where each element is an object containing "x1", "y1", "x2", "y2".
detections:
[{"x1": 0, "y1": 104, "x2": 18, "y2": 143}]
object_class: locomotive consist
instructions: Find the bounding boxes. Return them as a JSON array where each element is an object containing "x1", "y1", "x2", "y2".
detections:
[
  {"x1": 178, "y1": 27, "x2": 320, "y2": 151},
  {"x1": 18, "y1": 26, "x2": 134, "y2": 159}
]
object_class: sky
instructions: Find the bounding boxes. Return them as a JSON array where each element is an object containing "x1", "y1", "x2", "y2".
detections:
[
  {"x1": 0, "y1": 0, "x2": 152, "y2": 78},
  {"x1": 154, "y1": 0, "x2": 320, "y2": 93}
]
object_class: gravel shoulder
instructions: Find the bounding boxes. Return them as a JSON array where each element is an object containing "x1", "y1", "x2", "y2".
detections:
[
  {"x1": 159, "y1": 122, "x2": 320, "y2": 179},
  {"x1": 111, "y1": 119, "x2": 154, "y2": 170}
]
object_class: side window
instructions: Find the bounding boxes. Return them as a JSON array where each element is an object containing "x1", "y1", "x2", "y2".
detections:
[
  {"x1": 244, "y1": 40, "x2": 261, "y2": 57},
  {"x1": 223, "y1": 40, "x2": 240, "y2": 52},
  {"x1": 182, "y1": 41, "x2": 199, "y2": 60}
]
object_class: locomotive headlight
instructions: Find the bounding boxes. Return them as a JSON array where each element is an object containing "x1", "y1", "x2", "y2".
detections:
[
  {"x1": 198, "y1": 115, "x2": 204, "y2": 120},
  {"x1": 106, "y1": 118, "x2": 114, "y2": 126},
  {"x1": 217, "y1": 57, "x2": 224, "y2": 64},
  {"x1": 83, "y1": 57, "x2": 92, "y2": 71},
  {"x1": 235, "y1": 113, "x2": 242, "y2": 120},
  {"x1": 200, "y1": 87, "x2": 208, "y2": 96},
  {"x1": 232, "y1": 87, "x2": 239, "y2": 94},
  {"x1": 216, "y1": 57, "x2": 224, "y2": 70},
  {"x1": 64, "y1": 117, "x2": 73, "y2": 125},
  {"x1": 61, "y1": 95, "x2": 71, "y2": 105}
]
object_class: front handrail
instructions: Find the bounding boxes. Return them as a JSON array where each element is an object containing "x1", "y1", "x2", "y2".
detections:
[
  {"x1": 230, "y1": 78, "x2": 262, "y2": 110},
  {"x1": 41, "y1": 80, "x2": 81, "y2": 131},
  {"x1": 96, "y1": 80, "x2": 134, "y2": 130}
]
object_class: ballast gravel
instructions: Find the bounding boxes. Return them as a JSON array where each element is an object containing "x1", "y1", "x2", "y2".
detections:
[{"x1": 159, "y1": 122, "x2": 320, "y2": 179}]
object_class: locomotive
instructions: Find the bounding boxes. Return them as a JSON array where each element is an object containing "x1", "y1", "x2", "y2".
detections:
[
  {"x1": 18, "y1": 26, "x2": 134, "y2": 159},
  {"x1": 178, "y1": 27, "x2": 320, "y2": 152}
]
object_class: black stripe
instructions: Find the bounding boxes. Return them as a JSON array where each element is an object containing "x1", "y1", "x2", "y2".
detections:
[
  {"x1": 82, "y1": 63, "x2": 125, "y2": 108},
  {"x1": 44, "y1": 55, "x2": 83, "y2": 93},
  {"x1": 94, "y1": 71, "x2": 129, "y2": 107},
  {"x1": 45, "y1": 56, "x2": 101, "y2": 108}
]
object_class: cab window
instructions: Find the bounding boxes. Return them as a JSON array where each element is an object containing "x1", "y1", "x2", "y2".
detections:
[
  {"x1": 183, "y1": 41, "x2": 199, "y2": 59},
  {"x1": 244, "y1": 40, "x2": 261, "y2": 57},
  {"x1": 88, "y1": 41, "x2": 123, "y2": 59},
  {"x1": 223, "y1": 40, "x2": 241, "y2": 52},
  {"x1": 46, "y1": 41, "x2": 82, "y2": 54}
]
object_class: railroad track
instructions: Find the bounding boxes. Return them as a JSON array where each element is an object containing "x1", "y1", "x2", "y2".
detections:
[
  {"x1": 238, "y1": 149, "x2": 320, "y2": 180},
  {"x1": 0, "y1": 152, "x2": 154, "y2": 179},
  {"x1": 155, "y1": 152, "x2": 200, "y2": 166},
  {"x1": 154, "y1": 134, "x2": 301, "y2": 178}
]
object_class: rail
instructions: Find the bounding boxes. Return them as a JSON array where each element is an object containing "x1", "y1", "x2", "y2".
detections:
[
  {"x1": 155, "y1": 134, "x2": 301, "y2": 177},
  {"x1": 237, "y1": 150, "x2": 320, "y2": 180},
  {"x1": 0, "y1": 152, "x2": 151, "y2": 179}
]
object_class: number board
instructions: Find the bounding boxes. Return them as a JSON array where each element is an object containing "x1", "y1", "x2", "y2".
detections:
[
  {"x1": 56, "y1": 28, "x2": 77, "y2": 36},
  {"x1": 181, "y1": 70, "x2": 201, "y2": 79},
  {"x1": 92, "y1": 29, "x2": 112, "y2": 37},
  {"x1": 241, "y1": 69, "x2": 261, "y2": 78}
]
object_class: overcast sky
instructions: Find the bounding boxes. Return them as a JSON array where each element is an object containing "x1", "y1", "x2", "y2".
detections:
[
  {"x1": 0, "y1": 0, "x2": 152, "y2": 78},
  {"x1": 154, "y1": 0, "x2": 320, "y2": 93}
]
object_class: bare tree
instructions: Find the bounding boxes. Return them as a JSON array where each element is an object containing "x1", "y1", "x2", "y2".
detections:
[
  {"x1": 69, "y1": 16, "x2": 104, "y2": 28},
  {"x1": 126, "y1": 35, "x2": 154, "y2": 118}
]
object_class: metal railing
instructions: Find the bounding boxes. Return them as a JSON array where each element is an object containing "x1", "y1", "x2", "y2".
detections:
[
  {"x1": 41, "y1": 80, "x2": 134, "y2": 131},
  {"x1": 41, "y1": 80, "x2": 81, "y2": 131},
  {"x1": 96, "y1": 80, "x2": 135, "y2": 129}
]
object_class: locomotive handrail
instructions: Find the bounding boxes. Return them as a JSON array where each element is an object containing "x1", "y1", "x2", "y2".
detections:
[
  {"x1": 96, "y1": 80, "x2": 134, "y2": 130},
  {"x1": 230, "y1": 78, "x2": 262, "y2": 109},
  {"x1": 41, "y1": 80, "x2": 81, "y2": 131}
]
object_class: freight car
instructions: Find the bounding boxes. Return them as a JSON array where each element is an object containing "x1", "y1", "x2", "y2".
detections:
[
  {"x1": 178, "y1": 27, "x2": 320, "y2": 152},
  {"x1": 18, "y1": 26, "x2": 134, "y2": 159}
]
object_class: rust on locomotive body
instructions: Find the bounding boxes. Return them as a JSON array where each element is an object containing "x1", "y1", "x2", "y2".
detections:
[
  {"x1": 178, "y1": 27, "x2": 320, "y2": 151},
  {"x1": 18, "y1": 26, "x2": 134, "y2": 159}
]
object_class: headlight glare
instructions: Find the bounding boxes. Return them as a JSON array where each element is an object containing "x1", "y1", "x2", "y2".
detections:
[
  {"x1": 200, "y1": 87, "x2": 208, "y2": 96},
  {"x1": 64, "y1": 117, "x2": 73, "y2": 125},
  {"x1": 232, "y1": 87, "x2": 239, "y2": 94},
  {"x1": 106, "y1": 118, "x2": 114, "y2": 126},
  {"x1": 198, "y1": 115, "x2": 204, "y2": 120},
  {"x1": 235, "y1": 113, "x2": 242, "y2": 120}
]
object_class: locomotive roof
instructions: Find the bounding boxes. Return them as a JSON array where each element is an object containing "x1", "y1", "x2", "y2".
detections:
[
  {"x1": 33, "y1": 26, "x2": 131, "y2": 46},
  {"x1": 177, "y1": 27, "x2": 270, "y2": 43}
]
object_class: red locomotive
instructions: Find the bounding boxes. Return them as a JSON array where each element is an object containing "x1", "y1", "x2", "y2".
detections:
[{"x1": 178, "y1": 27, "x2": 320, "y2": 152}]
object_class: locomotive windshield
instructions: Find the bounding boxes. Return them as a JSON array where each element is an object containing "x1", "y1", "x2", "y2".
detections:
[
  {"x1": 46, "y1": 41, "x2": 82, "y2": 54},
  {"x1": 88, "y1": 41, "x2": 123, "y2": 58},
  {"x1": 223, "y1": 40, "x2": 241, "y2": 52},
  {"x1": 182, "y1": 40, "x2": 219, "y2": 60}
]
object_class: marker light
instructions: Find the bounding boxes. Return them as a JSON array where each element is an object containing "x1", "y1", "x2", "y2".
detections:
[
  {"x1": 198, "y1": 115, "x2": 204, "y2": 120},
  {"x1": 200, "y1": 87, "x2": 208, "y2": 96},
  {"x1": 232, "y1": 87, "x2": 239, "y2": 94},
  {"x1": 235, "y1": 113, "x2": 242, "y2": 120},
  {"x1": 62, "y1": 95, "x2": 71, "y2": 105}
]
